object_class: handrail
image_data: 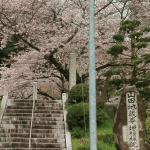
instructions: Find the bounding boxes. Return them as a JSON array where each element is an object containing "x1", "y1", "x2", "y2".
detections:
[
  {"x1": 29, "y1": 82, "x2": 37, "y2": 150},
  {"x1": 0, "y1": 91, "x2": 8, "y2": 124},
  {"x1": 62, "y1": 93, "x2": 72, "y2": 150}
]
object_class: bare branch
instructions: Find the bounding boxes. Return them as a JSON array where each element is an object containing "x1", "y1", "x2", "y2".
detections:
[
  {"x1": 18, "y1": 35, "x2": 40, "y2": 51},
  {"x1": 95, "y1": 0, "x2": 114, "y2": 16},
  {"x1": 96, "y1": 63, "x2": 134, "y2": 71}
]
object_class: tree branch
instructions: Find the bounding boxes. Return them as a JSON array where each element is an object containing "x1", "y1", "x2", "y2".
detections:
[
  {"x1": 37, "y1": 88, "x2": 55, "y2": 100},
  {"x1": 96, "y1": 63, "x2": 134, "y2": 71},
  {"x1": 95, "y1": 0, "x2": 114, "y2": 16},
  {"x1": 18, "y1": 35, "x2": 40, "y2": 51}
]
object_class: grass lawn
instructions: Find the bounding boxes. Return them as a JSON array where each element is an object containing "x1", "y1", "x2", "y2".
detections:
[
  {"x1": 71, "y1": 118, "x2": 116, "y2": 150},
  {"x1": 71, "y1": 111, "x2": 150, "y2": 150}
]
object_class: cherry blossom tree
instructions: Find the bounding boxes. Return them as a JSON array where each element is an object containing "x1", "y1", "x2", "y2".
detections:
[{"x1": 0, "y1": 0, "x2": 150, "y2": 101}]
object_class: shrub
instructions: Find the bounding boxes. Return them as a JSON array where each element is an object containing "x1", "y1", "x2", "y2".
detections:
[
  {"x1": 67, "y1": 103, "x2": 89, "y2": 130},
  {"x1": 67, "y1": 102, "x2": 109, "y2": 130},
  {"x1": 71, "y1": 127, "x2": 85, "y2": 139},
  {"x1": 97, "y1": 103, "x2": 109, "y2": 126},
  {"x1": 68, "y1": 84, "x2": 89, "y2": 104}
]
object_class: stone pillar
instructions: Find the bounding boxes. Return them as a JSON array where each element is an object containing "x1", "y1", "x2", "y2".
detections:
[
  {"x1": 0, "y1": 91, "x2": 8, "y2": 118},
  {"x1": 33, "y1": 82, "x2": 37, "y2": 100},
  {"x1": 113, "y1": 85, "x2": 149, "y2": 150},
  {"x1": 69, "y1": 53, "x2": 76, "y2": 90}
]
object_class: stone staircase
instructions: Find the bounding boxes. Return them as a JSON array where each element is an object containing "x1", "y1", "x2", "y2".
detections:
[
  {"x1": 0, "y1": 83, "x2": 72, "y2": 150},
  {"x1": 0, "y1": 99, "x2": 67, "y2": 150}
]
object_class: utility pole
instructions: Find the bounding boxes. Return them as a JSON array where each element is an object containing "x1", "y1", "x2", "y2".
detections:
[{"x1": 89, "y1": 0, "x2": 97, "y2": 149}]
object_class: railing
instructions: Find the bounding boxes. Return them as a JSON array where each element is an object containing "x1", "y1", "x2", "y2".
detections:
[
  {"x1": 62, "y1": 93, "x2": 72, "y2": 150},
  {"x1": 0, "y1": 91, "x2": 8, "y2": 124},
  {"x1": 29, "y1": 82, "x2": 37, "y2": 150}
]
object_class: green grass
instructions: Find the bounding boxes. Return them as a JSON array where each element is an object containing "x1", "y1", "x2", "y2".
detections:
[
  {"x1": 71, "y1": 118, "x2": 116, "y2": 150},
  {"x1": 71, "y1": 111, "x2": 150, "y2": 150}
]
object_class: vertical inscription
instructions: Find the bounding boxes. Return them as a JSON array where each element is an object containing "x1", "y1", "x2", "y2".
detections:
[{"x1": 126, "y1": 92, "x2": 140, "y2": 149}]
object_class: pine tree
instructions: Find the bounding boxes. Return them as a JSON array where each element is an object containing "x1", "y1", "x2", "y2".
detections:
[{"x1": 106, "y1": 19, "x2": 150, "y2": 102}]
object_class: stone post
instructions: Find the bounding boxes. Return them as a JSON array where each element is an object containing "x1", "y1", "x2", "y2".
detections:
[
  {"x1": 33, "y1": 82, "x2": 37, "y2": 100},
  {"x1": 113, "y1": 85, "x2": 149, "y2": 150},
  {"x1": 69, "y1": 53, "x2": 76, "y2": 90},
  {"x1": 0, "y1": 91, "x2": 8, "y2": 119},
  {"x1": 62, "y1": 93, "x2": 72, "y2": 150}
]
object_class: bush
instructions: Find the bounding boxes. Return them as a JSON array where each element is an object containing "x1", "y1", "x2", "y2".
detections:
[
  {"x1": 71, "y1": 127, "x2": 85, "y2": 139},
  {"x1": 97, "y1": 103, "x2": 109, "y2": 126},
  {"x1": 67, "y1": 103, "x2": 89, "y2": 130},
  {"x1": 67, "y1": 102, "x2": 109, "y2": 130},
  {"x1": 68, "y1": 84, "x2": 89, "y2": 104}
]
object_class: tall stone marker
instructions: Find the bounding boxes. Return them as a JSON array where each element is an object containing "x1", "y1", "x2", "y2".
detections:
[
  {"x1": 69, "y1": 53, "x2": 76, "y2": 90},
  {"x1": 113, "y1": 85, "x2": 149, "y2": 150}
]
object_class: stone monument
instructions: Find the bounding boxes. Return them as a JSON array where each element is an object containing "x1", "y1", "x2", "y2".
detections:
[
  {"x1": 113, "y1": 85, "x2": 149, "y2": 150},
  {"x1": 69, "y1": 53, "x2": 76, "y2": 90}
]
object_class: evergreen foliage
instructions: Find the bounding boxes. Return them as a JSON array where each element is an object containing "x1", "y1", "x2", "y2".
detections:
[
  {"x1": 66, "y1": 103, "x2": 89, "y2": 130},
  {"x1": 113, "y1": 34, "x2": 124, "y2": 42},
  {"x1": 121, "y1": 19, "x2": 141, "y2": 31},
  {"x1": 133, "y1": 57, "x2": 144, "y2": 64},
  {"x1": 107, "y1": 44, "x2": 128, "y2": 56},
  {"x1": 135, "y1": 42, "x2": 147, "y2": 49},
  {"x1": 129, "y1": 31, "x2": 143, "y2": 38},
  {"x1": 138, "y1": 37, "x2": 150, "y2": 42},
  {"x1": 67, "y1": 84, "x2": 89, "y2": 104},
  {"x1": 66, "y1": 102, "x2": 109, "y2": 130},
  {"x1": 106, "y1": 19, "x2": 150, "y2": 102},
  {"x1": 104, "y1": 69, "x2": 121, "y2": 77},
  {"x1": 143, "y1": 26, "x2": 150, "y2": 32},
  {"x1": 142, "y1": 54, "x2": 150, "y2": 63}
]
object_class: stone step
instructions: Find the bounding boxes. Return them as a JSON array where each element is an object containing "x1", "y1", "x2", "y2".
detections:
[
  {"x1": 6, "y1": 109, "x2": 32, "y2": 113},
  {"x1": 8, "y1": 102, "x2": 63, "y2": 107},
  {"x1": 31, "y1": 143, "x2": 66, "y2": 148},
  {"x1": 6, "y1": 109, "x2": 64, "y2": 114},
  {"x1": 34, "y1": 110, "x2": 64, "y2": 114},
  {"x1": 35, "y1": 103, "x2": 63, "y2": 107},
  {"x1": 32, "y1": 138, "x2": 65, "y2": 143},
  {"x1": 31, "y1": 133, "x2": 65, "y2": 139},
  {"x1": 8, "y1": 99, "x2": 62, "y2": 103},
  {"x1": 0, "y1": 148, "x2": 67, "y2": 150},
  {"x1": 1, "y1": 137, "x2": 29, "y2": 142},
  {"x1": 2, "y1": 120, "x2": 31, "y2": 125},
  {"x1": 4, "y1": 113, "x2": 32, "y2": 116},
  {"x1": 0, "y1": 133, "x2": 30, "y2": 138},
  {"x1": 0, "y1": 142, "x2": 65, "y2": 148},
  {"x1": 0, "y1": 142, "x2": 29, "y2": 148},
  {"x1": 7, "y1": 106, "x2": 32, "y2": 109},
  {"x1": 0, "y1": 124, "x2": 64, "y2": 129},
  {"x1": 0, "y1": 128, "x2": 65, "y2": 134},
  {"x1": 0, "y1": 133, "x2": 65, "y2": 138},
  {"x1": 2, "y1": 120, "x2": 64, "y2": 125},
  {"x1": 31, "y1": 148, "x2": 66, "y2": 150},
  {"x1": 35, "y1": 106, "x2": 63, "y2": 110},
  {"x1": 2, "y1": 116, "x2": 63, "y2": 121},
  {"x1": 32, "y1": 124, "x2": 64, "y2": 129},
  {"x1": 7, "y1": 106, "x2": 63, "y2": 110},
  {"x1": 4, "y1": 113, "x2": 63, "y2": 117},
  {"x1": 1, "y1": 137, "x2": 65, "y2": 143}
]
